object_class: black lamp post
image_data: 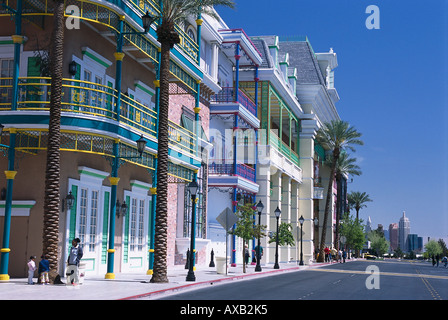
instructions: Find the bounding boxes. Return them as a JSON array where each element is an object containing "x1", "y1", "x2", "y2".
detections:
[
  {"x1": 299, "y1": 215, "x2": 305, "y2": 266},
  {"x1": 255, "y1": 200, "x2": 264, "y2": 272},
  {"x1": 186, "y1": 180, "x2": 199, "y2": 281},
  {"x1": 274, "y1": 206, "x2": 281, "y2": 269}
]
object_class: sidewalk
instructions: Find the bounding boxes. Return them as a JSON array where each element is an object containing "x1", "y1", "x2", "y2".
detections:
[{"x1": 0, "y1": 260, "x2": 340, "y2": 300}]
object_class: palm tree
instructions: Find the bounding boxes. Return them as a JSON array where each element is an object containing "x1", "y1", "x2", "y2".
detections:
[
  {"x1": 150, "y1": 0, "x2": 235, "y2": 283},
  {"x1": 42, "y1": 0, "x2": 65, "y2": 280},
  {"x1": 347, "y1": 191, "x2": 372, "y2": 222},
  {"x1": 315, "y1": 120, "x2": 363, "y2": 262},
  {"x1": 326, "y1": 153, "x2": 361, "y2": 252}
]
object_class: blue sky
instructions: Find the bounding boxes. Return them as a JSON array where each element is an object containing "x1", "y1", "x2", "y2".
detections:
[{"x1": 216, "y1": 0, "x2": 448, "y2": 240}]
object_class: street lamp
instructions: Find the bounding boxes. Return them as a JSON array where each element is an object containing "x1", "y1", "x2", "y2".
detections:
[
  {"x1": 299, "y1": 215, "x2": 305, "y2": 266},
  {"x1": 115, "y1": 200, "x2": 128, "y2": 218},
  {"x1": 141, "y1": 11, "x2": 157, "y2": 32},
  {"x1": 186, "y1": 179, "x2": 199, "y2": 281},
  {"x1": 136, "y1": 135, "x2": 147, "y2": 155},
  {"x1": 255, "y1": 200, "x2": 264, "y2": 272},
  {"x1": 274, "y1": 206, "x2": 281, "y2": 269}
]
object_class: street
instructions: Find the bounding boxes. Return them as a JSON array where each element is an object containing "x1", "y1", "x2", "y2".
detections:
[{"x1": 156, "y1": 259, "x2": 448, "y2": 300}]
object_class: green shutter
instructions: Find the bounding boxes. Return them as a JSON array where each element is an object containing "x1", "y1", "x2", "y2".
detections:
[
  {"x1": 69, "y1": 185, "x2": 78, "y2": 241},
  {"x1": 101, "y1": 191, "x2": 110, "y2": 264},
  {"x1": 181, "y1": 114, "x2": 194, "y2": 133},
  {"x1": 27, "y1": 57, "x2": 41, "y2": 76},
  {"x1": 123, "y1": 195, "x2": 130, "y2": 263}
]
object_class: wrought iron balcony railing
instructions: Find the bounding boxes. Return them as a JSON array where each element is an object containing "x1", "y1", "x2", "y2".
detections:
[
  {"x1": 208, "y1": 159, "x2": 256, "y2": 183},
  {"x1": 210, "y1": 87, "x2": 257, "y2": 117}
]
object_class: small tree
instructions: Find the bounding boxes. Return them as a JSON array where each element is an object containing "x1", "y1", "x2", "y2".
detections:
[
  {"x1": 340, "y1": 213, "x2": 365, "y2": 255},
  {"x1": 367, "y1": 231, "x2": 389, "y2": 258},
  {"x1": 425, "y1": 240, "x2": 443, "y2": 258},
  {"x1": 268, "y1": 222, "x2": 295, "y2": 247},
  {"x1": 229, "y1": 203, "x2": 266, "y2": 273}
]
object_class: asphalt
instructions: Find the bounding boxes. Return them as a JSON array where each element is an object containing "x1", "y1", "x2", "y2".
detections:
[{"x1": 0, "y1": 260, "x2": 343, "y2": 300}]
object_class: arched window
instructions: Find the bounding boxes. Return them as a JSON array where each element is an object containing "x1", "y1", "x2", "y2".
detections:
[{"x1": 187, "y1": 28, "x2": 196, "y2": 42}]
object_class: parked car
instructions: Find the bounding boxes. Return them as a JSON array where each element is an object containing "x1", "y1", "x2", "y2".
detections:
[{"x1": 365, "y1": 254, "x2": 377, "y2": 260}]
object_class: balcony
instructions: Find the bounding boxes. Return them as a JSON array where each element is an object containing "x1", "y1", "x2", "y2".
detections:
[
  {"x1": 0, "y1": 77, "x2": 196, "y2": 156},
  {"x1": 209, "y1": 160, "x2": 256, "y2": 183},
  {"x1": 210, "y1": 87, "x2": 257, "y2": 118},
  {"x1": 269, "y1": 130, "x2": 299, "y2": 166}
]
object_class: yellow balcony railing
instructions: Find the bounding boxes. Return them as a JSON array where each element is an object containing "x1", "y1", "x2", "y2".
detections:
[{"x1": 0, "y1": 77, "x2": 197, "y2": 156}]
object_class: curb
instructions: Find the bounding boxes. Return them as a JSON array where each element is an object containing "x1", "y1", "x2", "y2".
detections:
[{"x1": 120, "y1": 264, "x2": 326, "y2": 300}]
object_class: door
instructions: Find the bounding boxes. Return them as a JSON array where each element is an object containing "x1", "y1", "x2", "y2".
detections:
[
  {"x1": 76, "y1": 186, "x2": 103, "y2": 275},
  {"x1": 122, "y1": 194, "x2": 150, "y2": 273}
]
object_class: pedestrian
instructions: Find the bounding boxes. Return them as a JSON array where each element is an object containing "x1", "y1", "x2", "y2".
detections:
[
  {"x1": 339, "y1": 250, "x2": 343, "y2": 263},
  {"x1": 67, "y1": 238, "x2": 83, "y2": 285},
  {"x1": 432, "y1": 255, "x2": 436, "y2": 266},
  {"x1": 436, "y1": 254, "x2": 440, "y2": 267},
  {"x1": 342, "y1": 250, "x2": 347, "y2": 263},
  {"x1": 254, "y1": 244, "x2": 263, "y2": 262},
  {"x1": 442, "y1": 256, "x2": 447, "y2": 268},
  {"x1": 244, "y1": 245, "x2": 249, "y2": 266},
  {"x1": 324, "y1": 247, "x2": 330, "y2": 262},
  {"x1": 38, "y1": 254, "x2": 50, "y2": 285},
  {"x1": 27, "y1": 256, "x2": 37, "y2": 285}
]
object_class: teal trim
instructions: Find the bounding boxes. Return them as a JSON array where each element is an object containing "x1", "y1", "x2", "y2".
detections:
[
  {"x1": 78, "y1": 169, "x2": 108, "y2": 180},
  {"x1": 135, "y1": 83, "x2": 154, "y2": 96},
  {"x1": 82, "y1": 50, "x2": 111, "y2": 68}
]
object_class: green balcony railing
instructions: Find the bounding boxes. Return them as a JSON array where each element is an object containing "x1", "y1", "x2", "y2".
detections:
[{"x1": 269, "y1": 130, "x2": 299, "y2": 165}]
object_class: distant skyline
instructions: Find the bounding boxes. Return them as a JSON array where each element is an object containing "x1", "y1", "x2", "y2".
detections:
[{"x1": 216, "y1": 0, "x2": 448, "y2": 240}]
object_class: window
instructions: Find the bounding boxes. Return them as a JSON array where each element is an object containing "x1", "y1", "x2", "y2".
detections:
[
  {"x1": 183, "y1": 165, "x2": 206, "y2": 239},
  {"x1": 0, "y1": 59, "x2": 13, "y2": 104},
  {"x1": 78, "y1": 187, "x2": 100, "y2": 252},
  {"x1": 129, "y1": 197, "x2": 145, "y2": 252}
]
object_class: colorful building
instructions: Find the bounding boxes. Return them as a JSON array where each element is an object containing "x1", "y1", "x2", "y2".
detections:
[
  {"x1": 0, "y1": 0, "x2": 344, "y2": 281},
  {"x1": 0, "y1": 0, "x2": 214, "y2": 279}
]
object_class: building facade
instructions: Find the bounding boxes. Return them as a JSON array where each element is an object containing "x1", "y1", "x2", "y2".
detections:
[
  {"x1": 389, "y1": 223, "x2": 398, "y2": 251},
  {"x1": 399, "y1": 211, "x2": 410, "y2": 252},
  {"x1": 0, "y1": 0, "x2": 345, "y2": 280},
  {"x1": 0, "y1": 0, "x2": 217, "y2": 279}
]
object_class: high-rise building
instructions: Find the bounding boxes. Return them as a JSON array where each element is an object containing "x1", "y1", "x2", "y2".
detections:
[
  {"x1": 389, "y1": 223, "x2": 398, "y2": 251},
  {"x1": 399, "y1": 211, "x2": 411, "y2": 252}
]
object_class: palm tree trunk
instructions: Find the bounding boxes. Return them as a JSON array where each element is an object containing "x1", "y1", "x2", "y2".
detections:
[
  {"x1": 150, "y1": 25, "x2": 172, "y2": 283},
  {"x1": 318, "y1": 151, "x2": 339, "y2": 262},
  {"x1": 43, "y1": 0, "x2": 64, "y2": 276}
]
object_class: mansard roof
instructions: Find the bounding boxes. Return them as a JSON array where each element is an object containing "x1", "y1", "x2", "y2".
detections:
[{"x1": 279, "y1": 41, "x2": 326, "y2": 86}]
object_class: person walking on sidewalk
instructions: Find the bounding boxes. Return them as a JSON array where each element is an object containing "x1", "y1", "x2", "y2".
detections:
[
  {"x1": 342, "y1": 250, "x2": 347, "y2": 263},
  {"x1": 27, "y1": 256, "x2": 37, "y2": 285},
  {"x1": 38, "y1": 255, "x2": 50, "y2": 285},
  {"x1": 67, "y1": 238, "x2": 83, "y2": 285}
]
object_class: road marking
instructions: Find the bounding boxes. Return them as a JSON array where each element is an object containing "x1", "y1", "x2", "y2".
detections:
[
  {"x1": 415, "y1": 268, "x2": 442, "y2": 300},
  {"x1": 310, "y1": 268, "x2": 448, "y2": 280}
]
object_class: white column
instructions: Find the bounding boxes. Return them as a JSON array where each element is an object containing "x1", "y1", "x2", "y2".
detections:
[
  {"x1": 269, "y1": 170, "x2": 281, "y2": 264},
  {"x1": 256, "y1": 163, "x2": 271, "y2": 265},
  {"x1": 291, "y1": 180, "x2": 299, "y2": 262},
  {"x1": 298, "y1": 119, "x2": 318, "y2": 264},
  {"x1": 281, "y1": 175, "x2": 291, "y2": 262}
]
